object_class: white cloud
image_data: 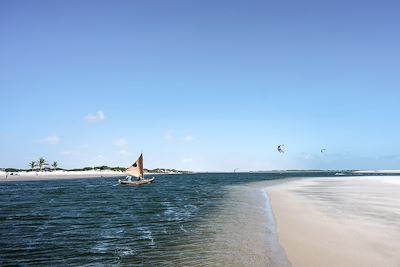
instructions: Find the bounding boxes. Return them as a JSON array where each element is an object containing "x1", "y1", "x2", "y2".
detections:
[
  {"x1": 182, "y1": 157, "x2": 193, "y2": 163},
  {"x1": 184, "y1": 135, "x2": 193, "y2": 141},
  {"x1": 39, "y1": 136, "x2": 60, "y2": 145},
  {"x1": 114, "y1": 138, "x2": 127, "y2": 147},
  {"x1": 84, "y1": 110, "x2": 105, "y2": 122},
  {"x1": 97, "y1": 154, "x2": 103, "y2": 158},
  {"x1": 164, "y1": 131, "x2": 173, "y2": 141},
  {"x1": 119, "y1": 149, "x2": 132, "y2": 156}
]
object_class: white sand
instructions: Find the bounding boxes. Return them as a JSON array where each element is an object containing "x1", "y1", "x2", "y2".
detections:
[
  {"x1": 0, "y1": 170, "x2": 126, "y2": 182},
  {"x1": 0, "y1": 170, "x2": 176, "y2": 182},
  {"x1": 353, "y1": 170, "x2": 400, "y2": 174},
  {"x1": 267, "y1": 176, "x2": 400, "y2": 267}
]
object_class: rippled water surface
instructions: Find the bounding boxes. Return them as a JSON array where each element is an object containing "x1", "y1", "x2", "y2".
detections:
[{"x1": 1, "y1": 172, "x2": 347, "y2": 266}]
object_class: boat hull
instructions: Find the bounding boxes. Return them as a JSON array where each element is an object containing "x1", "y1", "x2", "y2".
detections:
[{"x1": 118, "y1": 177, "x2": 155, "y2": 186}]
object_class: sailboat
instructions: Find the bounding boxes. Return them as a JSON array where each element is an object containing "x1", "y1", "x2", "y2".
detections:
[{"x1": 118, "y1": 153, "x2": 155, "y2": 186}]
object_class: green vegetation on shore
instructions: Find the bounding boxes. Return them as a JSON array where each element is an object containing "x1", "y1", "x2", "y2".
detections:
[
  {"x1": 66, "y1": 166, "x2": 186, "y2": 174},
  {"x1": 1, "y1": 159, "x2": 187, "y2": 174}
]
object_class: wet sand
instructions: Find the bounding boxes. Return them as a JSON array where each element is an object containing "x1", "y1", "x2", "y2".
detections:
[
  {"x1": 268, "y1": 176, "x2": 400, "y2": 267},
  {"x1": 189, "y1": 183, "x2": 290, "y2": 267}
]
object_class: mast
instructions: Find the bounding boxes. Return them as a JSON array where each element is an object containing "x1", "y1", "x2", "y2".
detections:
[{"x1": 138, "y1": 153, "x2": 144, "y2": 180}]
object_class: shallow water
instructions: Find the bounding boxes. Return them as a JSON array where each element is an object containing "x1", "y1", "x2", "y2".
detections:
[{"x1": 0, "y1": 172, "x2": 352, "y2": 266}]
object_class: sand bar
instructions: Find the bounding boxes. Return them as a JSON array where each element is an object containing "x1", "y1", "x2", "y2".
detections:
[
  {"x1": 0, "y1": 170, "x2": 136, "y2": 182},
  {"x1": 353, "y1": 169, "x2": 400, "y2": 174},
  {"x1": 268, "y1": 176, "x2": 400, "y2": 267}
]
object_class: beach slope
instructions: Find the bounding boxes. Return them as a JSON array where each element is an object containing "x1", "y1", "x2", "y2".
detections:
[{"x1": 268, "y1": 177, "x2": 400, "y2": 267}]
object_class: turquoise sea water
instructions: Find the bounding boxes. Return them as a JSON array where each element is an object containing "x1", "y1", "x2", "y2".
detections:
[{"x1": 0, "y1": 172, "x2": 356, "y2": 266}]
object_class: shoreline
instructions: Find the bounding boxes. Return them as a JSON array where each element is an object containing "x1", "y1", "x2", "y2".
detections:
[
  {"x1": 267, "y1": 176, "x2": 400, "y2": 267},
  {"x1": 352, "y1": 169, "x2": 400, "y2": 174},
  {"x1": 0, "y1": 170, "x2": 176, "y2": 182}
]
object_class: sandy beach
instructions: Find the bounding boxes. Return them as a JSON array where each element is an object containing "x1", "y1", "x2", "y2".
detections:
[
  {"x1": 0, "y1": 170, "x2": 179, "y2": 182},
  {"x1": 268, "y1": 176, "x2": 400, "y2": 267},
  {"x1": 353, "y1": 170, "x2": 400, "y2": 174},
  {"x1": 0, "y1": 170, "x2": 127, "y2": 182}
]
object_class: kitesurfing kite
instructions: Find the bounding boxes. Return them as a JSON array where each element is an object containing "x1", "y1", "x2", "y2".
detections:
[
  {"x1": 234, "y1": 168, "x2": 239, "y2": 173},
  {"x1": 321, "y1": 148, "x2": 326, "y2": 153},
  {"x1": 277, "y1": 144, "x2": 285, "y2": 153}
]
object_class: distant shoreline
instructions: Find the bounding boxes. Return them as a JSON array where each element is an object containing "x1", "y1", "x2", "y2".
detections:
[
  {"x1": 0, "y1": 170, "x2": 178, "y2": 182},
  {"x1": 184, "y1": 170, "x2": 400, "y2": 174},
  {"x1": 352, "y1": 169, "x2": 400, "y2": 174},
  {"x1": 2, "y1": 169, "x2": 400, "y2": 182}
]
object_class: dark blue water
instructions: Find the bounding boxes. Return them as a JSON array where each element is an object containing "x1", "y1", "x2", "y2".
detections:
[{"x1": 0, "y1": 172, "x2": 344, "y2": 266}]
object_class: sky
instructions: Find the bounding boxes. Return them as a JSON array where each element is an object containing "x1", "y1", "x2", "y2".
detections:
[{"x1": 1, "y1": 0, "x2": 400, "y2": 171}]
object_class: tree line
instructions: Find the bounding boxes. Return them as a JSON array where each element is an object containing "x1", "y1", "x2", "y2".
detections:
[{"x1": 29, "y1": 158, "x2": 58, "y2": 171}]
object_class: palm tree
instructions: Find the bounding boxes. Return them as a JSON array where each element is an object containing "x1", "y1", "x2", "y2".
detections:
[
  {"x1": 51, "y1": 161, "x2": 58, "y2": 171},
  {"x1": 38, "y1": 158, "x2": 46, "y2": 171},
  {"x1": 30, "y1": 161, "x2": 36, "y2": 171}
]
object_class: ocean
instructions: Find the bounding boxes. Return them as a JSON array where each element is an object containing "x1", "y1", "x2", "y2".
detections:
[{"x1": 0, "y1": 172, "x2": 350, "y2": 266}]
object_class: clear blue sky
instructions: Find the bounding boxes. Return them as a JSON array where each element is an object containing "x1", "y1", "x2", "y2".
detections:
[{"x1": 1, "y1": 0, "x2": 399, "y2": 171}]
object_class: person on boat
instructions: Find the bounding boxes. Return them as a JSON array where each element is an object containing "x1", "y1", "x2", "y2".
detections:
[{"x1": 126, "y1": 176, "x2": 132, "y2": 182}]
